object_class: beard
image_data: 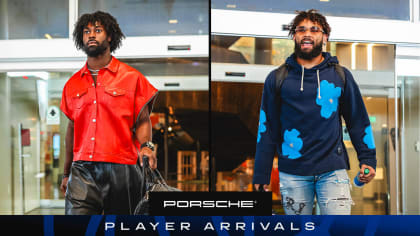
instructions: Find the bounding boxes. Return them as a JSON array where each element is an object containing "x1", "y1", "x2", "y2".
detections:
[
  {"x1": 83, "y1": 40, "x2": 109, "y2": 57},
  {"x1": 294, "y1": 38, "x2": 323, "y2": 60}
]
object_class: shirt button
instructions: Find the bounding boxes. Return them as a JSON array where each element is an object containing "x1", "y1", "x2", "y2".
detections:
[
  {"x1": 89, "y1": 155, "x2": 92, "y2": 158},
  {"x1": 93, "y1": 100, "x2": 96, "y2": 104},
  {"x1": 98, "y1": 83, "x2": 100, "y2": 85},
  {"x1": 92, "y1": 119, "x2": 96, "y2": 122},
  {"x1": 91, "y1": 137, "x2": 95, "y2": 141},
  {"x1": 92, "y1": 83, "x2": 94, "y2": 86},
  {"x1": 77, "y1": 93, "x2": 79, "y2": 97},
  {"x1": 113, "y1": 91, "x2": 117, "y2": 95}
]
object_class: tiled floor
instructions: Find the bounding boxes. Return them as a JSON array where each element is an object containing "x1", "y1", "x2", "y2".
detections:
[{"x1": 26, "y1": 207, "x2": 65, "y2": 215}]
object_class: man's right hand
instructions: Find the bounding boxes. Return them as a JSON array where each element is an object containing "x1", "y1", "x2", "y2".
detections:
[
  {"x1": 254, "y1": 184, "x2": 269, "y2": 192},
  {"x1": 60, "y1": 177, "x2": 69, "y2": 195}
]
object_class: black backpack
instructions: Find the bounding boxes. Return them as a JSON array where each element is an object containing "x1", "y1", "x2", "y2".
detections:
[{"x1": 274, "y1": 62, "x2": 346, "y2": 97}]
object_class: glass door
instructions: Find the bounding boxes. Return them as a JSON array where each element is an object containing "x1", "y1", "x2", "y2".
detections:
[
  {"x1": 8, "y1": 74, "x2": 42, "y2": 214},
  {"x1": 399, "y1": 75, "x2": 420, "y2": 214}
]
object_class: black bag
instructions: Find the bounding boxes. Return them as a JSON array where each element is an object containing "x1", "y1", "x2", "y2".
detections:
[{"x1": 134, "y1": 156, "x2": 181, "y2": 215}]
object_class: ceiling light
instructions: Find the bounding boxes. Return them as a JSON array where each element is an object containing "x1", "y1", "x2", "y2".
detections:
[
  {"x1": 44, "y1": 34, "x2": 52, "y2": 39},
  {"x1": 367, "y1": 44, "x2": 375, "y2": 71},
  {"x1": 169, "y1": 19, "x2": 178, "y2": 24},
  {"x1": 226, "y1": 4, "x2": 236, "y2": 8},
  {"x1": 351, "y1": 43, "x2": 358, "y2": 70}
]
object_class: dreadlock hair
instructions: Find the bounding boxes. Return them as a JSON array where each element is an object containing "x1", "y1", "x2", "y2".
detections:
[
  {"x1": 289, "y1": 9, "x2": 331, "y2": 39},
  {"x1": 73, "y1": 11, "x2": 125, "y2": 53}
]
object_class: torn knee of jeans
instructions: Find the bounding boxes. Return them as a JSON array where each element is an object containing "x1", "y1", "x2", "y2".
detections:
[{"x1": 323, "y1": 198, "x2": 354, "y2": 207}]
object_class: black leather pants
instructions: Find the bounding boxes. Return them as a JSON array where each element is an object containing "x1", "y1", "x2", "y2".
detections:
[{"x1": 65, "y1": 161, "x2": 145, "y2": 215}]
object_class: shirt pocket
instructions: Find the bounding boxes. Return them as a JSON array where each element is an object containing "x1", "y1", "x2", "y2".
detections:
[
  {"x1": 104, "y1": 87, "x2": 126, "y2": 98},
  {"x1": 71, "y1": 88, "x2": 89, "y2": 109},
  {"x1": 103, "y1": 87, "x2": 132, "y2": 112}
]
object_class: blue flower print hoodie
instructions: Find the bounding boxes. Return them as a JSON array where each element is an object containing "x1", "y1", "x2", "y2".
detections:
[{"x1": 253, "y1": 52, "x2": 377, "y2": 184}]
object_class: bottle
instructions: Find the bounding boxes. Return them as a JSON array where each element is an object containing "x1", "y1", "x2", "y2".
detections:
[{"x1": 353, "y1": 168, "x2": 370, "y2": 187}]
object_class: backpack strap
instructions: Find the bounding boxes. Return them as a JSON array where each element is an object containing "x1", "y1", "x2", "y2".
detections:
[
  {"x1": 274, "y1": 63, "x2": 289, "y2": 101},
  {"x1": 328, "y1": 62, "x2": 347, "y2": 121},
  {"x1": 328, "y1": 62, "x2": 346, "y2": 89}
]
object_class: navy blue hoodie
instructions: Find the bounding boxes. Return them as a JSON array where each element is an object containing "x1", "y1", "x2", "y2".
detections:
[{"x1": 253, "y1": 52, "x2": 376, "y2": 184}]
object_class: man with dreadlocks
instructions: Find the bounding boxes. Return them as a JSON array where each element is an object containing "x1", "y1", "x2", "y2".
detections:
[
  {"x1": 60, "y1": 11, "x2": 158, "y2": 215},
  {"x1": 253, "y1": 10, "x2": 376, "y2": 215}
]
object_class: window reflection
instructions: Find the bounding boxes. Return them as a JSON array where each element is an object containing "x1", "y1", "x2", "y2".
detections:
[
  {"x1": 0, "y1": 0, "x2": 69, "y2": 40},
  {"x1": 79, "y1": 0, "x2": 208, "y2": 36},
  {"x1": 212, "y1": 0, "x2": 410, "y2": 21}
]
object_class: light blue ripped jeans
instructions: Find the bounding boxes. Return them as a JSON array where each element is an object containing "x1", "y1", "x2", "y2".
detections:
[{"x1": 279, "y1": 169, "x2": 353, "y2": 215}]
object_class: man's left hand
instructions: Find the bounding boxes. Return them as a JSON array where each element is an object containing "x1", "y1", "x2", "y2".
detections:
[
  {"x1": 139, "y1": 147, "x2": 157, "y2": 169},
  {"x1": 358, "y1": 164, "x2": 376, "y2": 183}
]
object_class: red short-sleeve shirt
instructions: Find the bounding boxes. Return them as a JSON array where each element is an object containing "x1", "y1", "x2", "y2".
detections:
[{"x1": 60, "y1": 56, "x2": 158, "y2": 164}]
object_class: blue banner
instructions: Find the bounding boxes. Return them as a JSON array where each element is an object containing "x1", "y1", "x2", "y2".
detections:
[{"x1": 1, "y1": 215, "x2": 420, "y2": 235}]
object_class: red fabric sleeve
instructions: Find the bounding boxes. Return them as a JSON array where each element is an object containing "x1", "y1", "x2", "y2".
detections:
[{"x1": 134, "y1": 74, "x2": 158, "y2": 122}]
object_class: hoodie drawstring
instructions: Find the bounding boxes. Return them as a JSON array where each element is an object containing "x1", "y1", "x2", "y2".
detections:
[
  {"x1": 317, "y1": 69, "x2": 321, "y2": 99},
  {"x1": 300, "y1": 65, "x2": 304, "y2": 91},
  {"x1": 300, "y1": 66, "x2": 321, "y2": 99}
]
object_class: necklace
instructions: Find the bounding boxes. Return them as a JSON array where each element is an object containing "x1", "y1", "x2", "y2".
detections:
[
  {"x1": 88, "y1": 60, "x2": 111, "y2": 76},
  {"x1": 88, "y1": 68, "x2": 100, "y2": 76}
]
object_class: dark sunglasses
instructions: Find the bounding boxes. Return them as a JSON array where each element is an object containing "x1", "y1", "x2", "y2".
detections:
[{"x1": 295, "y1": 26, "x2": 325, "y2": 34}]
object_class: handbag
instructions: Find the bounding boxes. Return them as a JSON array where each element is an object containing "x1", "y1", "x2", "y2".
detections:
[{"x1": 134, "y1": 156, "x2": 181, "y2": 215}]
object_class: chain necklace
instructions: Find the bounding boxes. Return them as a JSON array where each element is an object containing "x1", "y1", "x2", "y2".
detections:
[{"x1": 88, "y1": 68, "x2": 100, "y2": 76}]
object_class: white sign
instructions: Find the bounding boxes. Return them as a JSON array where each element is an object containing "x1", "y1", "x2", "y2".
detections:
[{"x1": 47, "y1": 106, "x2": 60, "y2": 125}]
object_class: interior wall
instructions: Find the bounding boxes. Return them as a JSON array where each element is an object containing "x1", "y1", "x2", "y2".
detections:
[{"x1": 0, "y1": 74, "x2": 12, "y2": 214}]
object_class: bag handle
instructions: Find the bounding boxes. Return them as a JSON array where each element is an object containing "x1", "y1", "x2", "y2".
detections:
[{"x1": 142, "y1": 155, "x2": 168, "y2": 185}]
